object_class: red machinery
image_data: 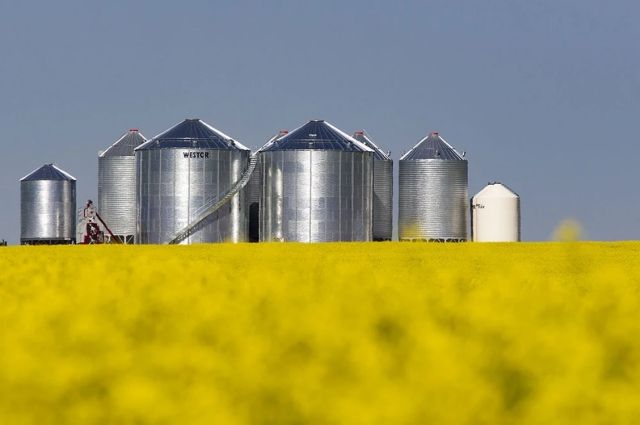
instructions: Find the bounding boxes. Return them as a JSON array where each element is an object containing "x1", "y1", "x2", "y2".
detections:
[{"x1": 79, "y1": 200, "x2": 122, "y2": 244}]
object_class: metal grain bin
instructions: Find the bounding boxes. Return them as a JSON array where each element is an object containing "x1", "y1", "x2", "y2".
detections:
[
  {"x1": 471, "y1": 182, "x2": 520, "y2": 242},
  {"x1": 98, "y1": 129, "x2": 147, "y2": 243},
  {"x1": 353, "y1": 131, "x2": 392, "y2": 241},
  {"x1": 246, "y1": 130, "x2": 288, "y2": 242},
  {"x1": 135, "y1": 118, "x2": 250, "y2": 244},
  {"x1": 399, "y1": 132, "x2": 468, "y2": 242},
  {"x1": 20, "y1": 164, "x2": 76, "y2": 244},
  {"x1": 260, "y1": 120, "x2": 374, "y2": 242}
]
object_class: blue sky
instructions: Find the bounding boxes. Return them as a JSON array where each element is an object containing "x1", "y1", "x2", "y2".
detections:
[{"x1": 1, "y1": 0, "x2": 639, "y2": 242}]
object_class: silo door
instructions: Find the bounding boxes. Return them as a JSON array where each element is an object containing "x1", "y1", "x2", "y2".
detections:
[{"x1": 249, "y1": 202, "x2": 259, "y2": 242}]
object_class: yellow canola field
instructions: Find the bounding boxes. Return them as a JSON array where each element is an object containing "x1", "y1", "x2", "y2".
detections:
[{"x1": 1, "y1": 242, "x2": 640, "y2": 424}]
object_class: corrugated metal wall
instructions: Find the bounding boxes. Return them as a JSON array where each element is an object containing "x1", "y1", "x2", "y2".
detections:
[
  {"x1": 136, "y1": 149, "x2": 249, "y2": 244},
  {"x1": 398, "y1": 159, "x2": 468, "y2": 241},
  {"x1": 98, "y1": 156, "x2": 136, "y2": 237},
  {"x1": 260, "y1": 150, "x2": 373, "y2": 242},
  {"x1": 21, "y1": 180, "x2": 76, "y2": 243},
  {"x1": 372, "y1": 159, "x2": 393, "y2": 241}
]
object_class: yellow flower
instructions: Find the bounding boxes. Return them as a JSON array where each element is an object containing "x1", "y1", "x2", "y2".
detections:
[{"x1": 0, "y1": 242, "x2": 638, "y2": 424}]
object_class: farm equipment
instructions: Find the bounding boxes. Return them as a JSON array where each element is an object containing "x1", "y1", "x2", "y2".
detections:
[{"x1": 77, "y1": 200, "x2": 123, "y2": 244}]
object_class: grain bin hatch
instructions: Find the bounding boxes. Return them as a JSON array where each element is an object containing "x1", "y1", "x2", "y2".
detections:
[
  {"x1": 100, "y1": 129, "x2": 147, "y2": 157},
  {"x1": 20, "y1": 163, "x2": 76, "y2": 182},
  {"x1": 400, "y1": 132, "x2": 465, "y2": 161},
  {"x1": 352, "y1": 130, "x2": 391, "y2": 160},
  {"x1": 136, "y1": 118, "x2": 249, "y2": 151},
  {"x1": 261, "y1": 120, "x2": 372, "y2": 152}
]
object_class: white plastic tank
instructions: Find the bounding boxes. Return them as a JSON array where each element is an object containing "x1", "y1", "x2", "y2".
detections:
[{"x1": 471, "y1": 182, "x2": 520, "y2": 242}]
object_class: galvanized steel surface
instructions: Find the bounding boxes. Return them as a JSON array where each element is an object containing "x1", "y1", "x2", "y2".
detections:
[
  {"x1": 260, "y1": 150, "x2": 373, "y2": 242},
  {"x1": 167, "y1": 153, "x2": 259, "y2": 245},
  {"x1": 98, "y1": 156, "x2": 137, "y2": 237},
  {"x1": 98, "y1": 129, "x2": 146, "y2": 239},
  {"x1": 247, "y1": 131, "x2": 288, "y2": 242},
  {"x1": 372, "y1": 159, "x2": 393, "y2": 241},
  {"x1": 353, "y1": 131, "x2": 393, "y2": 241},
  {"x1": 136, "y1": 119, "x2": 248, "y2": 151},
  {"x1": 246, "y1": 158, "x2": 263, "y2": 206},
  {"x1": 401, "y1": 132, "x2": 465, "y2": 161},
  {"x1": 21, "y1": 164, "x2": 76, "y2": 181},
  {"x1": 100, "y1": 130, "x2": 147, "y2": 157},
  {"x1": 263, "y1": 120, "x2": 370, "y2": 152},
  {"x1": 399, "y1": 159, "x2": 468, "y2": 241},
  {"x1": 136, "y1": 149, "x2": 249, "y2": 244},
  {"x1": 352, "y1": 131, "x2": 391, "y2": 161},
  {"x1": 20, "y1": 166, "x2": 76, "y2": 243}
]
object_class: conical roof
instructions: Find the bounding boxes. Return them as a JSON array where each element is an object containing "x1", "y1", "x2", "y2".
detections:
[
  {"x1": 352, "y1": 130, "x2": 391, "y2": 160},
  {"x1": 21, "y1": 163, "x2": 76, "y2": 182},
  {"x1": 400, "y1": 132, "x2": 465, "y2": 161},
  {"x1": 473, "y1": 182, "x2": 519, "y2": 199},
  {"x1": 136, "y1": 118, "x2": 249, "y2": 151},
  {"x1": 259, "y1": 130, "x2": 290, "y2": 152},
  {"x1": 100, "y1": 129, "x2": 147, "y2": 157},
  {"x1": 260, "y1": 120, "x2": 372, "y2": 152}
]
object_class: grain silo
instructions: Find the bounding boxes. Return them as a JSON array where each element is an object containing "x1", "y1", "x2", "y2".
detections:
[
  {"x1": 398, "y1": 132, "x2": 468, "y2": 242},
  {"x1": 471, "y1": 182, "x2": 520, "y2": 242},
  {"x1": 246, "y1": 130, "x2": 288, "y2": 242},
  {"x1": 260, "y1": 120, "x2": 373, "y2": 242},
  {"x1": 20, "y1": 164, "x2": 76, "y2": 245},
  {"x1": 98, "y1": 129, "x2": 147, "y2": 243},
  {"x1": 135, "y1": 118, "x2": 250, "y2": 244},
  {"x1": 353, "y1": 130, "x2": 392, "y2": 241}
]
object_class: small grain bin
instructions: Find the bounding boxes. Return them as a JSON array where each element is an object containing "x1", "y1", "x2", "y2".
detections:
[
  {"x1": 471, "y1": 182, "x2": 520, "y2": 242},
  {"x1": 398, "y1": 132, "x2": 468, "y2": 241},
  {"x1": 260, "y1": 120, "x2": 374, "y2": 242},
  {"x1": 353, "y1": 130, "x2": 392, "y2": 241},
  {"x1": 20, "y1": 164, "x2": 76, "y2": 244},
  {"x1": 98, "y1": 129, "x2": 147, "y2": 243},
  {"x1": 136, "y1": 118, "x2": 250, "y2": 244}
]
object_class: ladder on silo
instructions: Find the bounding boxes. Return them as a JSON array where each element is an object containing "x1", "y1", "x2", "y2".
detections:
[{"x1": 167, "y1": 153, "x2": 259, "y2": 245}]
